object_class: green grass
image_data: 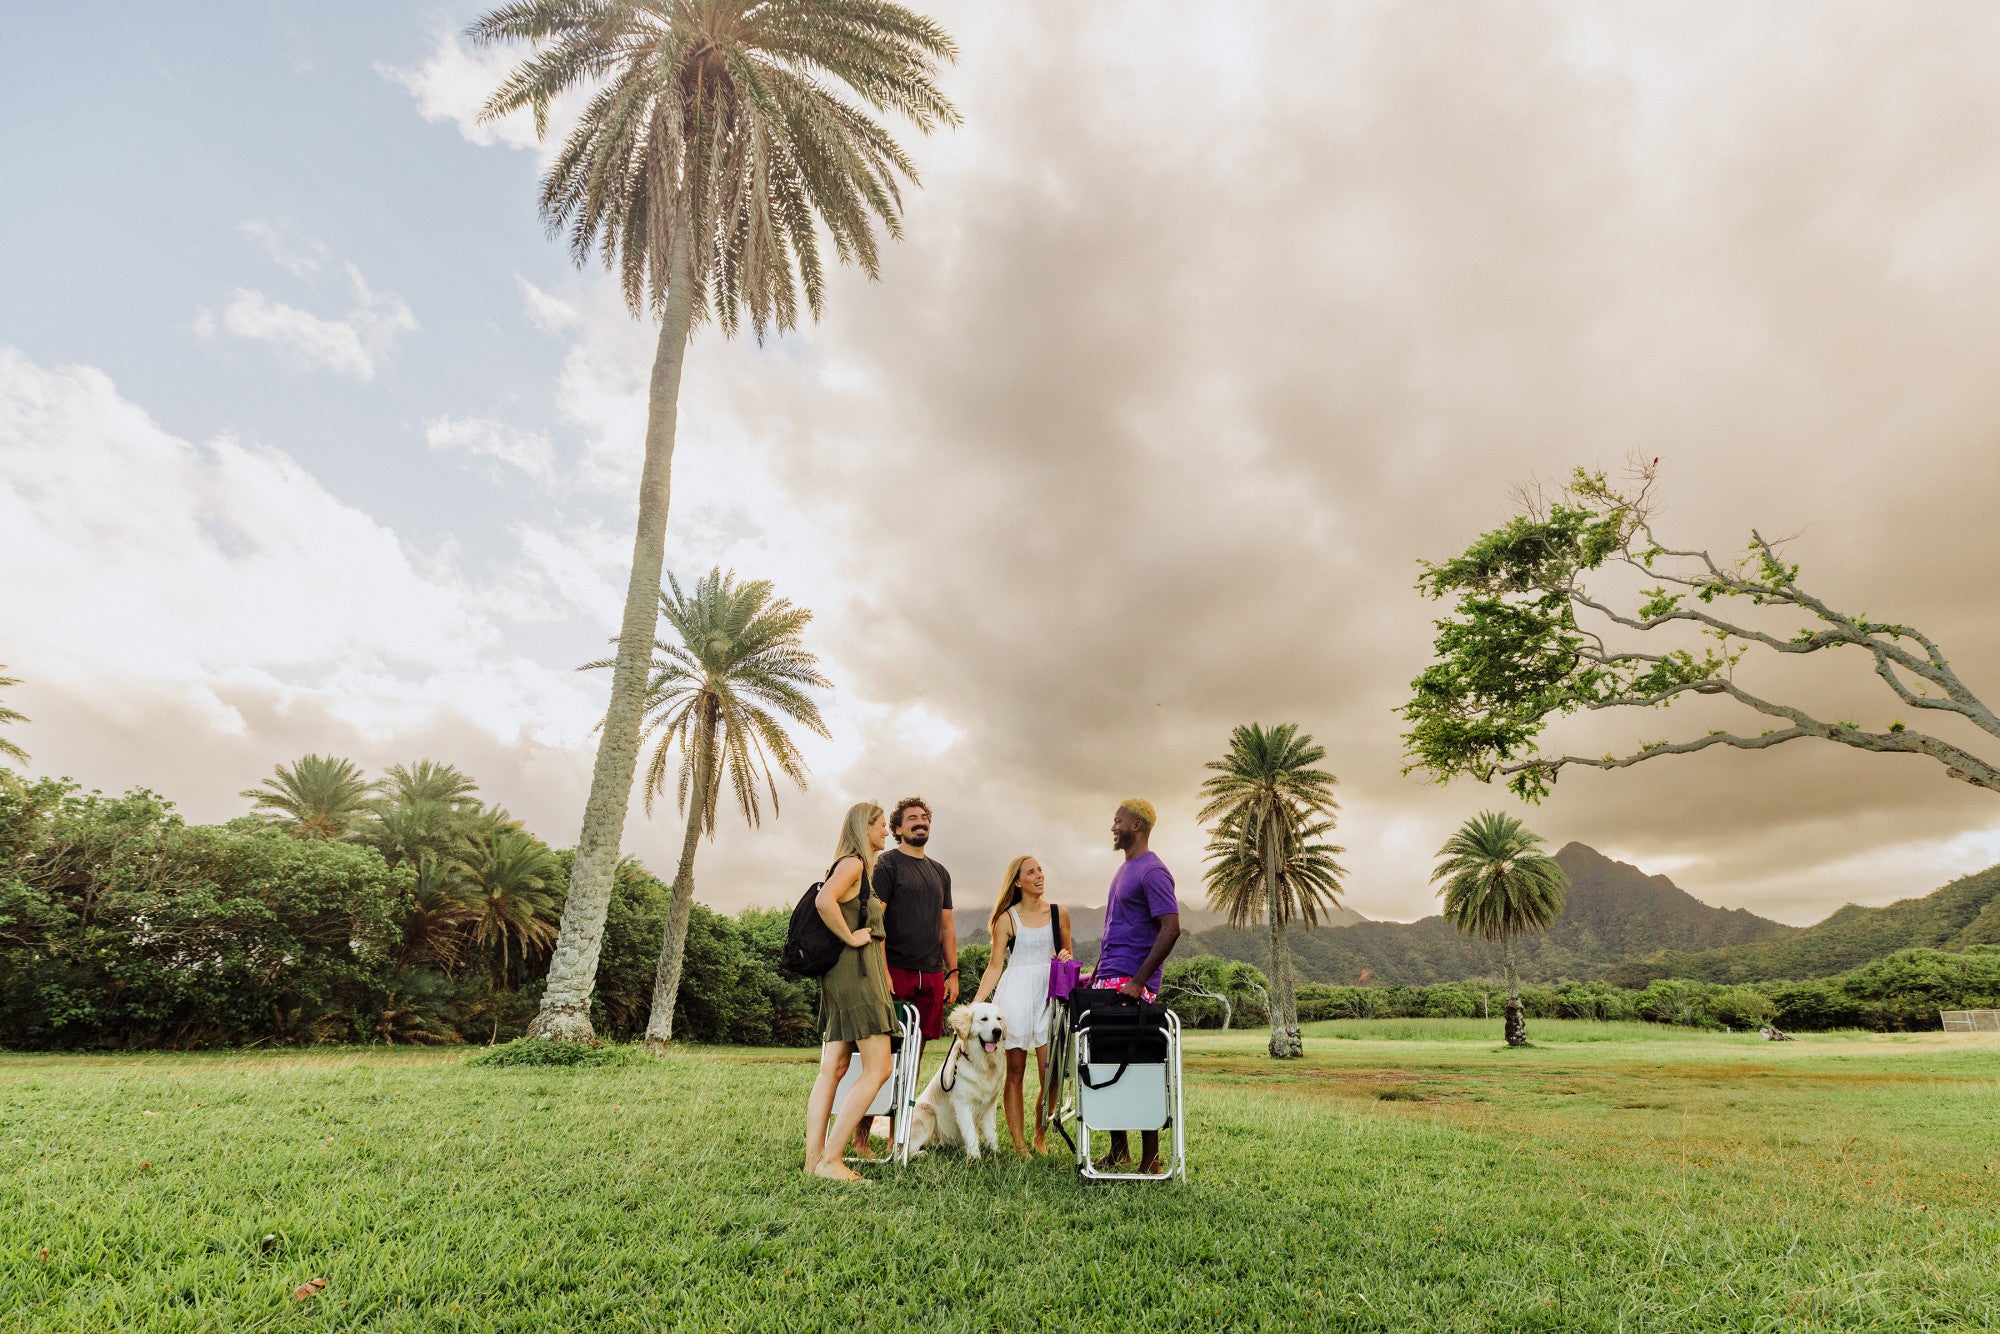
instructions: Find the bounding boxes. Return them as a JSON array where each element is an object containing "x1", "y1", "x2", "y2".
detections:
[{"x1": 4, "y1": 1024, "x2": 1998, "y2": 1332}]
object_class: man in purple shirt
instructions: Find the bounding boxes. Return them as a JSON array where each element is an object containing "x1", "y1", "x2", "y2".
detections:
[{"x1": 1089, "y1": 797, "x2": 1181, "y2": 1173}]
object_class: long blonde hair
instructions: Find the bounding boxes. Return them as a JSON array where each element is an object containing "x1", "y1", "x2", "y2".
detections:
[
  {"x1": 833, "y1": 802, "x2": 884, "y2": 883},
  {"x1": 990, "y1": 854, "x2": 1038, "y2": 931}
]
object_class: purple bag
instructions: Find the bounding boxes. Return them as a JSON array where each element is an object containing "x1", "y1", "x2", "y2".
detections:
[{"x1": 1048, "y1": 957, "x2": 1083, "y2": 1001}]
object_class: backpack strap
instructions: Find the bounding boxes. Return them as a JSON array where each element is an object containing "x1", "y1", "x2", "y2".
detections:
[{"x1": 1051, "y1": 904, "x2": 1063, "y2": 953}]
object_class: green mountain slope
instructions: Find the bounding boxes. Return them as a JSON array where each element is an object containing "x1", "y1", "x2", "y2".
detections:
[
  {"x1": 1607, "y1": 864, "x2": 2000, "y2": 986},
  {"x1": 1185, "y1": 843, "x2": 1794, "y2": 986}
]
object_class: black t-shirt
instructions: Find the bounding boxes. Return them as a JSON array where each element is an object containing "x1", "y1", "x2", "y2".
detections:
[{"x1": 874, "y1": 847, "x2": 953, "y2": 973}]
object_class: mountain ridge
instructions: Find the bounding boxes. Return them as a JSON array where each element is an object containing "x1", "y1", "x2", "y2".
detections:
[
  {"x1": 1605, "y1": 863, "x2": 2000, "y2": 985},
  {"x1": 1181, "y1": 843, "x2": 1794, "y2": 986}
]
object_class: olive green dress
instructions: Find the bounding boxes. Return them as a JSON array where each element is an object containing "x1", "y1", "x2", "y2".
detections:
[{"x1": 817, "y1": 866, "x2": 897, "y2": 1044}]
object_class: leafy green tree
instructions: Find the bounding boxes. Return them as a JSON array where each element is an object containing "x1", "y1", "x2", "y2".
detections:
[
  {"x1": 1198, "y1": 723, "x2": 1343, "y2": 1058},
  {"x1": 239, "y1": 754, "x2": 379, "y2": 841},
  {"x1": 1431, "y1": 811, "x2": 1567, "y2": 1046},
  {"x1": 0, "y1": 666, "x2": 28, "y2": 786},
  {"x1": 586, "y1": 568, "x2": 829, "y2": 1049},
  {"x1": 1162, "y1": 955, "x2": 1270, "y2": 1030},
  {"x1": 1403, "y1": 460, "x2": 2000, "y2": 802},
  {"x1": 0, "y1": 779, "x2": 407, "y2": 1048},
  {"x1": 470, "y1": 0, "x2": 959, "y2": 1044}
]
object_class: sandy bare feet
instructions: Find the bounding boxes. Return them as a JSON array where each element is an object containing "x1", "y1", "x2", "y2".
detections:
[{"x1": 812, "y1": 1158, "x2": 865, "y2": 1183}]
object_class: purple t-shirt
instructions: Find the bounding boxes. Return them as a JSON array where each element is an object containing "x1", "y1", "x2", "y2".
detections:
[{"x1": 1095, "y1": 851, "x2": 1180, "y2": 992}]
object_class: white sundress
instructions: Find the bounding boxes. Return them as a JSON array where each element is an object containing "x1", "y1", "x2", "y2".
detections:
[{"x1": 993, "y1": 906, "x2": 1059, "y2": 1051}]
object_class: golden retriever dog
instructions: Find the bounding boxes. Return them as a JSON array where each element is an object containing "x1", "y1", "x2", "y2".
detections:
[{"x1": 904, "y1": 1003, "x2": 1008, "y2": 1160}]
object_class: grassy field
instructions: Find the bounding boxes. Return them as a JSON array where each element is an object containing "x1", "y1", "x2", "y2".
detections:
[{"x1": 3, "y1": 1021, "x2": 1997, "y2": 1332}]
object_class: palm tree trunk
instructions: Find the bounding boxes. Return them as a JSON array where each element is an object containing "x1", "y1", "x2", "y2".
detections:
[
  {"x1": 529, "y1": 225, "x2": 698, "y2": 1044},
  {"x1": 643, "y1": 695, "x2": 717, "y2": 1052},
  {"x1": 1265, "y1": 820, "x2": 1303, "y2": 1060},
  {"x1": 1502, "y1": 938, "x2": 1525, "y2": 1047}
]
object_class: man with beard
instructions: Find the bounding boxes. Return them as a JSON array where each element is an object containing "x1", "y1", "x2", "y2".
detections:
[
  {"x1": 851, "y1": 794, "x2": 956, "y2": 1157},
  {"x1": 1089, "y1": 798, "x2": 1181, "y2": 1174}
]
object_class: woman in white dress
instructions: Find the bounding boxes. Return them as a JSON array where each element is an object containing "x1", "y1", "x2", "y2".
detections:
[{"x1": 971, "y1": 855, "x2": 1073, "y2": 1155}]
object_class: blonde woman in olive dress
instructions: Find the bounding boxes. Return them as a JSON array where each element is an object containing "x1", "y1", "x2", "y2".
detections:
[{"x1": 803, "y1": 802, "x2": 896, "y2": 1183}]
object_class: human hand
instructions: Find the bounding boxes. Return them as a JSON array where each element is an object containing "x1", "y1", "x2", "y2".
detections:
[
  {"x1": 1056, "y1": 949, "x2": 1073, "y2": 962},
  {"x1": 1117, "y1": 978, "x2": 1145, "y2": 999},
  {"x1": 849, "y1": 929, "x2": 872, "y2": 948},
  {"x1": 943, "y1": 975, "x2": 960, "y2": 1005}
]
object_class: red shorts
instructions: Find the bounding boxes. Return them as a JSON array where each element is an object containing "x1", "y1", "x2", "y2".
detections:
[
  {"x1": 887, "y1": 966, "x2": 947, "y2": 1040},
  {"x1": 1090, "y1": 974, "x2": 1159, "y2": 1003}
]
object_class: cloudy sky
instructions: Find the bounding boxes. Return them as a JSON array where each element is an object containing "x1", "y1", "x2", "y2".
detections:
[{"x1": 6, "y1": 2, "x2": 1999, "y2": 926}]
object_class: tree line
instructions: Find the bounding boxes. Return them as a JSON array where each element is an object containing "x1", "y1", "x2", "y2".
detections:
[
  {"x1": 0, "y1": 771, "x2": 814, "y2": 1049},
  {"x1": 1294, "y1": 946, "x2": 2000, "y2": 1033}
]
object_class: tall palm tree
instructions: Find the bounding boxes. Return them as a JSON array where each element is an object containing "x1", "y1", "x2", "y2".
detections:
[
  {"x1": 470, "y1": 0, "x2": 959, "y2": 1043},
  {"x1": 239, "y1": 754, "x2": 378, "y2": 841},
  {"x1": 586, "y1": 567, "x2": 829, "y2": 1049},
  {"x1": 0, "y1": 666, "x2": 27, "y2": 788},
  {"x1": 1431, "y1": 811, "x2": 1568, "y2": 1047},
  {"x1": 1197, "y1": 723, "x2": 1341, "y2": 1059}
]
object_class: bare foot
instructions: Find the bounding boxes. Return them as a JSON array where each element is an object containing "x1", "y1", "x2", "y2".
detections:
[
  {"x1": 1032, "y1": 1134, "x2": 1047, "y2": 1154},
  {"x1": 1010, "y1": 1142, "x2": 1032, "y2": 1157},
  {"x1": 812, "y1": 1158, "x2": 865, "y2": 1183},
  {"x1": 1093, "y1": 1152, "x2": 1131, "y2": 1171},
  {"x1": 851, "y1": 1142, "x2": 880, "y2": 1161},
  {"x1": 1139, "y1": 1158, "x2": 1164, "y2": 1175}
]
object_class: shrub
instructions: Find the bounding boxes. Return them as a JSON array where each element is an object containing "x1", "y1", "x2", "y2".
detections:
[{"x1": 467, "y1": 1037, "x2": 622, "y2": 1067}]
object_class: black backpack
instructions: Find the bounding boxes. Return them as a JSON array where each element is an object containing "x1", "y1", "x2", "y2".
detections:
[{"x1": 782, "y1": 858, "x2": 870, "y2": 979}]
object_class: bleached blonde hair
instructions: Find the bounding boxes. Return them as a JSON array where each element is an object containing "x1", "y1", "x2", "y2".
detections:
[{"x1": 833, "y1": 801, "x2": 885, "y2": 881}]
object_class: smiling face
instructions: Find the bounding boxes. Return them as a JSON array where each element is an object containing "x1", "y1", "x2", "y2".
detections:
[
  {"x1": 894, "y1": 802, "x2": 931, "y2": 847},
  {"x1": 867, "y1": 812, "x2": 887, "y2": 852},
  {"x1": 1111, "y1": 805, "x2": 1144, "y2": 851},
  {"x1": 1015, "y1": 857, "x2": 1045, "y2": 897}
]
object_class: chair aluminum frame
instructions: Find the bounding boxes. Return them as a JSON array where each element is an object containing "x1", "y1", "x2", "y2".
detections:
[
  {"x1": 1049, "y1": 998, "x2": 1186, "y2": 1183},
  {"x1": 833, "y1": 1001, "x2": 923, "y2": 1167}
]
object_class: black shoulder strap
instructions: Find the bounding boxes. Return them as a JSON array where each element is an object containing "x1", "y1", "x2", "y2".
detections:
[
  {"x1": 1052, "y1": 904, "x2": 1063, "y2": 952},
  {"x1": 828, "y1": 856, "x2": 870, "y2": 908}
]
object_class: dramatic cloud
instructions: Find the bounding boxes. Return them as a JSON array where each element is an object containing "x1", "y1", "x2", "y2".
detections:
[{"x1": 19, "y1": 1, "x2": 2000, "y2": 930}]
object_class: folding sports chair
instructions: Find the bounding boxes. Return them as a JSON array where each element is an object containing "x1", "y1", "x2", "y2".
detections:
[
  {"x1": 834, "y1": 1001, "x2": 923, "y2": 1167},
  {"x1": 1053, "y1": 992, "x2": 1186, "y2": 1183}
]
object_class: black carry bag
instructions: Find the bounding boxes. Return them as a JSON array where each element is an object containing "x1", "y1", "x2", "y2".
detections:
[
  {"x1": 1071, "y1": 989, "x2": 1170, "y2": 1086},
  {"x1": 781, "y1": 860, "x2": 870, "y2": 979}
]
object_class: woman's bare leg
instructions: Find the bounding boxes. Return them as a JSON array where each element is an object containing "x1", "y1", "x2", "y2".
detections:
[
  {"x1": 1031, "y1": 1043, "x2": 1050, "y2": 1152},
  {"x1": 1003, "y1": 1048, "x2": 1029, "y2": 1154},
  {"x1": 817, "y1": 1034, "x2": 892, "y2": 1182},
  {"x1": 805, "y1": 1041, "x2": 854, "y2": 1172}
]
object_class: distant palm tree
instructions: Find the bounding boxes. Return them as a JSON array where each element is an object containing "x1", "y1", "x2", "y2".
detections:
[
  {"x1": 1197, "y1": 723, "x2": 1341, "y2": 1059},
  {"x1": 458, "y1": 815, "x2": 563, "y2": 989},
  {"x1": 586, "y1": 568, "x2": 830, "y2": 1049},
  {"x1": 1431, "y1": 811, "x2": 1568, "y2": 1047},
  {"x1": 396, "y1": 853, "x2": 481, "y2": 973},
  {"x1": 367, "y1": 761, "x2": 484, "y2": 868},
  {"x1": 381, "y1": 760, "x2": 480, "y2": 812},
  {"x1": 239, "y1": 754, "x2": 378, "y2": 840},
  {"x1": 471, "y1": 0, "x2": 959, "y2": 1044},
  {"x1": 0, "y1": 666, "x2": 27, "y2": 786}
]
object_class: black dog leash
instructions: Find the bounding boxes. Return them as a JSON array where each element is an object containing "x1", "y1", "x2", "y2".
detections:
[{"x1": 938, "y1": 1036, "x2": 964, "y2": 1092}]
